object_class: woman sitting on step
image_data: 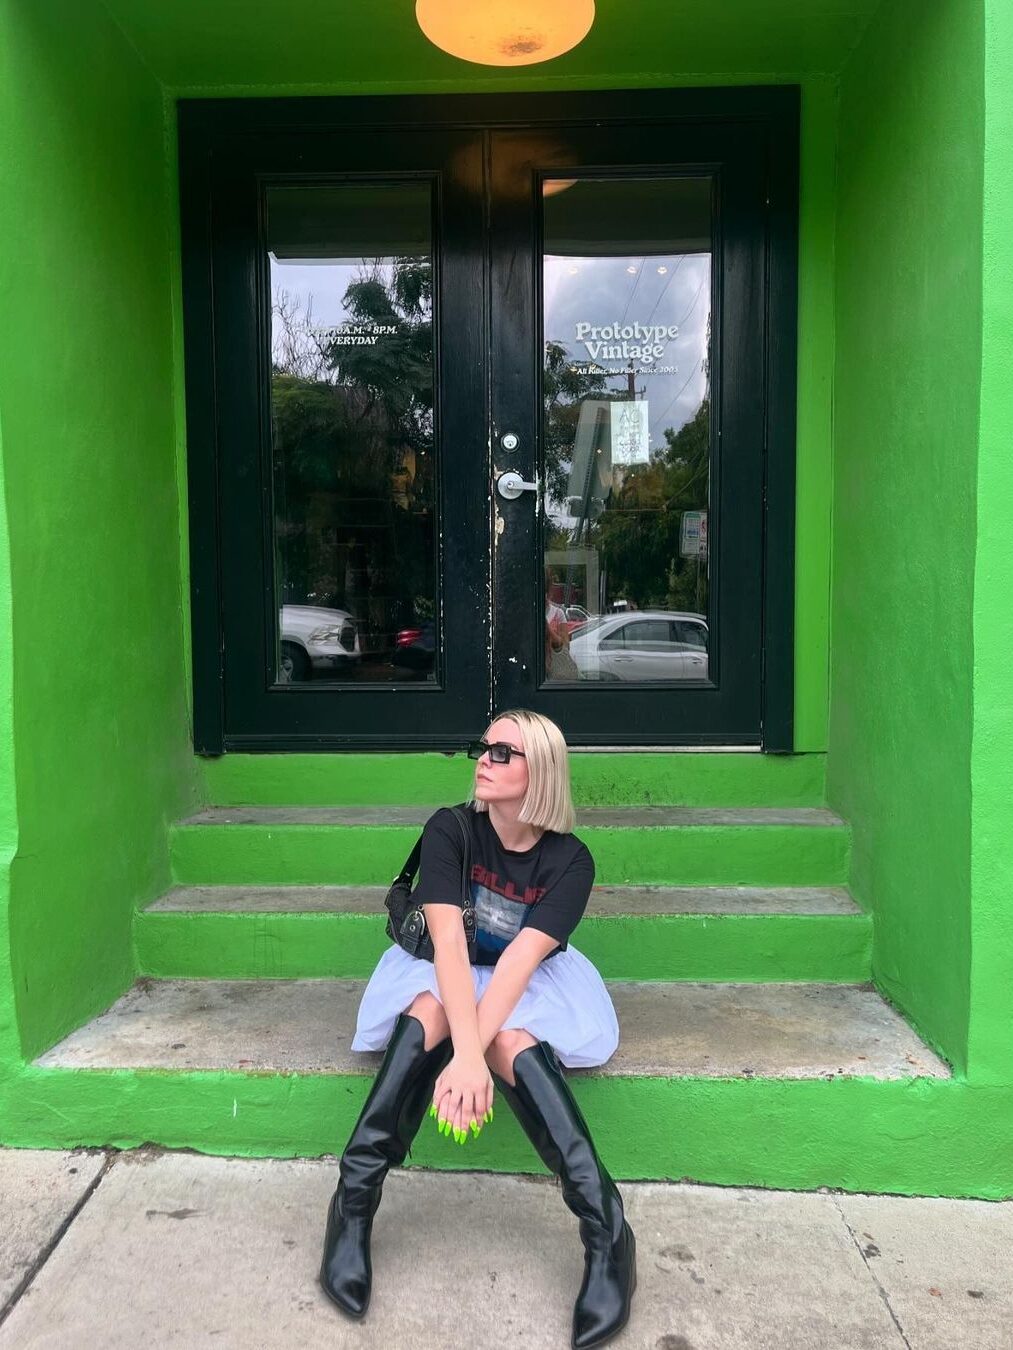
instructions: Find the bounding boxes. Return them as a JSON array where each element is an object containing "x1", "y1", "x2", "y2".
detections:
[{"x1": 319, "y1": 707, "x2": 637, "y2": 1350}]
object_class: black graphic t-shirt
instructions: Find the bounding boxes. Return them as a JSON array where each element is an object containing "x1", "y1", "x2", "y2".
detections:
[{"x1": 411, "y1": 803, "x2": 595, "y2": 965}]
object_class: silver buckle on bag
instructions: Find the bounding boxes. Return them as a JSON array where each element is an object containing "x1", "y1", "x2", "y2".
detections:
[
  {"x1": 401, "y1": 907, "x2": 427, "y2": 954},
  {"x1": 461, "y1": 906, "x2": 477, "y2": 957}
]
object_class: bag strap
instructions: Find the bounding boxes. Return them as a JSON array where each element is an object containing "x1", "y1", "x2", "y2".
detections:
[
  {"x1": 449, "y1": 804, "x2": 477, "y2": 957},
  {"x1": 449, "y1": 805, "x2": 473, "y2": 906},
  {"x1": 395, "y1": 803, "x2": 472, "y2": 892}
]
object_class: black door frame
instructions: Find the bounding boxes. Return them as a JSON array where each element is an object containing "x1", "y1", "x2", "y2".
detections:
[{"x1": 179, "y1": 87, "x2": 798, "y2": 754}]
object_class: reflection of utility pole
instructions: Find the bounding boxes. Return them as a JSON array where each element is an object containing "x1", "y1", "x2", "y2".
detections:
[{"x1": 574, "y1": 404, "x2": 609, "y2": 548}]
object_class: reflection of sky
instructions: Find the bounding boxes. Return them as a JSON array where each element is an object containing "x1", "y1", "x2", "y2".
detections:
[
  {"x1": 271, "y1": 252, "x2": 710, "y2": 450},
  {"x1": 543, "y1": 253, "x2": 710, "y2": 447},
  {"x1": 269, "y1": 257, "x2": 391, "y2": 359}
]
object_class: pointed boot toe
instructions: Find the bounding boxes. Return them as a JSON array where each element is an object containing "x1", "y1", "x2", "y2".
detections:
[
  {"x1": 572, "y1": 1222, "x2": 637, "y2": 1349},
  {"x1": 318, "y1": 1185, "x2": 377, "y2": 1318},
  {"x1": 318, "y1": 1014, "x2": 454, "y2": 1321},
  {"x1": 571, "y1": 1222, "x2": 638, "y2": 1349}
]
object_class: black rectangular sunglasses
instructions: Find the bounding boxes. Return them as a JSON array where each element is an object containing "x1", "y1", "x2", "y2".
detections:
[{"x1": 466, "y1": 739, "x2": 527, "y2": 764}]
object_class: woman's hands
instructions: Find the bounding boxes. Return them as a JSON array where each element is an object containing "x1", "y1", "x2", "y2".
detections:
[{"x1": 430, "y1": 1051, "x2": 495, "y2": 1144}]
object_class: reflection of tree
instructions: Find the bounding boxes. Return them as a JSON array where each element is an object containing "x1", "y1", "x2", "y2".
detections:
[
  {"x1": 271, "y1": 259, "x2": 435, "y2": 649},
  {"x1": 592, "y1": 400, "x2": 710, "y2": 611}
]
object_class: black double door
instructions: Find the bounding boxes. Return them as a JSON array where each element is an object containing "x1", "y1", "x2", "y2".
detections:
[{"x1": 180, "y1": 91, "x2": 798, "y2": 752}]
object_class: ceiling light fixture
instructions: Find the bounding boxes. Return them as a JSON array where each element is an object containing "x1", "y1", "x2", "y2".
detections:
[{"x1": 415, "y1": 0, "x2": 596, "y2": 67}]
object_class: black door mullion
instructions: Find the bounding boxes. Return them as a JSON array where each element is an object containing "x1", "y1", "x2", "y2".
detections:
[{"x1": 488, "y1": 133, "x2": 541, "y2": 707}]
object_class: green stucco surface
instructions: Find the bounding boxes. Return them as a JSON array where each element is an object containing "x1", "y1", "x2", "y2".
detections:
[
  {"x1": 968, "y1": 0, "x2": 1013, "y2": 1085},
  {"x1": 0, "y1": 0, "x2": 1010, "y2": 1196},
  {"x1": 0, "y1": 0, "x2": 202, "y2": 1062},
  {"x1": 135, "y1": 910, "x2": 871, "y2": 983},
  {"x1": 828, "y1": 0, "x2": 982, "y2": 1078},
  {"x1": 199, "y1": 751, "x2": 827, "y2": 807},
  {"x1": 169, "y1": 820, "x2": 850, "y2": 889},
  {"x1": 103, "y1": 0, "x2": 881, "y2": 91},
  {"x1": 3, "y1": 1069, "x2": 1013, "y2": 1201}
]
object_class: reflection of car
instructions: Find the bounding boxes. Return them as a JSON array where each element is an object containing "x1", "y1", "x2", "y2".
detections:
[
  {"x1": 391, "y1": 621, "x2": 435, "y2": 676},
  {"x1": 279, "y1": 605, "x2": 360, "y2": 682},
  {"x1": 568, "y1": 611, "x2": 708, "y2": 681},
  {"x1": 563, "y1": 604, "x2": 592, "y2": 633}
]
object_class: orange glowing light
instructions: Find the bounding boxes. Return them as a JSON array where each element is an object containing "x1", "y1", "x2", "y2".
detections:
[{"x1": 415, "y1": 1, "x2": 596, "y2": 67}]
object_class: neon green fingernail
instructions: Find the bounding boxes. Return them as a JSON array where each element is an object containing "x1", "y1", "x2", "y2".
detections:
[{"x1": 470, "y1": 1121, "x2": 480, "y2": 1137}]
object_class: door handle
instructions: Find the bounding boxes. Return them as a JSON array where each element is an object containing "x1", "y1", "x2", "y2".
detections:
[{"x1": 496, "y1": 470, "x2": 538, "y2": 501}]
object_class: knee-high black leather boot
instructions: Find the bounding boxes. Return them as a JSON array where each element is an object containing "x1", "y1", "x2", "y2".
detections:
[
  {"x1": 319, "y1": 1011, "x2": 454, "y2": 1318},
  {"x1": 493, "y1": 1040, "x2": 637, "y2": 1350}
]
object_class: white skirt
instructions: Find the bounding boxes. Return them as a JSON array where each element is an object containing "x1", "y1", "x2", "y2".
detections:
[{"x1": 349, "y1": 942, "x2": 620, "y2": 1069}]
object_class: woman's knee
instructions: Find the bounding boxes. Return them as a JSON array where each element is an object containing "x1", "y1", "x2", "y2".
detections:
[
  {"x1": 486, "y1": 1028, "x2": 538, "y2": 1081},
  {"x1": 406, "y1": 991, "x2": 450, "y2": 1049}
]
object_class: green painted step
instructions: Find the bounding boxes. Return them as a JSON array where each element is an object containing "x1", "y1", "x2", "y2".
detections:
[
  {"x1": 22, "y1": 976, "x2": 956, "y2": 1191},
  {"x1": 169, "y1": 806, "x2": 850, "y2": 887},
  {"x1": 199, "y1": 750, "x2": 827, "y2": 808},
  {"x1": 135, "y1": 884, "x2": 871, "y2": 982}
]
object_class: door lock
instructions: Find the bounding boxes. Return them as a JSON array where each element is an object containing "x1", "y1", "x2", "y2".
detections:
[
  {"x1": 500, "y1": 431, "x2": 520, "y2": 451},
  {"x1": 496, "y1": 470, "x2": 538, "y2": 501}
]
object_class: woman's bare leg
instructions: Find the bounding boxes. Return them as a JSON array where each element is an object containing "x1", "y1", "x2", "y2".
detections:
[
  {"x1": 484, "y1": 1028, "x2": 538, "y2": 1085},
  {"x1": 405, "y1": 991, "x2": 451, "y2": 1050}
]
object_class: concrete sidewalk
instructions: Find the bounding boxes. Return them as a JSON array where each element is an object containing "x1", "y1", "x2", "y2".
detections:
[{"x1": 0, "y1": 1146, "x2": 1009, "y2": 1348}]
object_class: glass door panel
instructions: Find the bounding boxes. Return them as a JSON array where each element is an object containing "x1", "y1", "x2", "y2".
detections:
[
  {"x1": 265, "y1": 182, "x2": 438, "y2": 686},
  {"x1": 541, "y1": 176, "x2": 712, "y2": 685}
]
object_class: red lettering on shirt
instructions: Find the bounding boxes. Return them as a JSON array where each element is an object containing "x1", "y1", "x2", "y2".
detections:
[{"x1": 471, "y1": 862, "x2": 546, "y2": 905}]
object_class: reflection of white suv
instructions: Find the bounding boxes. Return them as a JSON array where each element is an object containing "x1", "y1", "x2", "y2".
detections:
[
  {"x1": 279, "y1": 605, "x2": 361, "y2": 682},
  {"x1": 569, "y1": 610, "x2": 708, "y2": 681}
]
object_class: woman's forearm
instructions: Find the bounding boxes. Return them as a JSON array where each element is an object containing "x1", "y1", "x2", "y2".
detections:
[
  {"x1": 433, "y1": 945, "x2": 483, "y2": 1059},
  {"x1": 474, "y1": 946, "x2": 533, "y2": 1053}
]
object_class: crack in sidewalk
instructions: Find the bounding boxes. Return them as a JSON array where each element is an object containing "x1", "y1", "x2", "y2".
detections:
[
  {"x1": 831, "y1": 1194, "x2": 912, "y2": 1349},
  {"x1": 0, "y1": 1151, "x2": 116, "y2": 1330}
]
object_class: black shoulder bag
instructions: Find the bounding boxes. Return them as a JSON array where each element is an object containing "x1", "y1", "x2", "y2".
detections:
[{"x1": 383, "y1": 805, "x2": 478, "y2": 963}]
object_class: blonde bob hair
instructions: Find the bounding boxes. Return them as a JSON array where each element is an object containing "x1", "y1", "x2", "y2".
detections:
[{"x1": 467, "y1": 708, "x2": 576, "y2": 835}]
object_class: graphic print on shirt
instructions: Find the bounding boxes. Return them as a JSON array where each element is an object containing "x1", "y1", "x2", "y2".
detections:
[{"x1": 469, "y1": 863, "x2": 547, "y2": 959}]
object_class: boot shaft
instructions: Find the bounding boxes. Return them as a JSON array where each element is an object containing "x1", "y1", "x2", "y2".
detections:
[{"x1": 339, "y1": 1013, "x2": 453, "y2": 1192}]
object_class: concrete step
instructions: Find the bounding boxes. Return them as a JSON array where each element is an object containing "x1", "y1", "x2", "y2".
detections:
[
  {"x1": 135, "y1": 884, "x2": 871, "y2": 982},
  {"x1": 169, "y1": 806, "x2": 850, "y2": 887},
  {"x1": 35, "y1": 976, "x2": 948, "y2": 1080},
  {"x1": 24, "y1": 977, "x2": 953, "y2": 1178},
  {"x1": 199, "y1": 748, "x2": 828, "y2": 807}
]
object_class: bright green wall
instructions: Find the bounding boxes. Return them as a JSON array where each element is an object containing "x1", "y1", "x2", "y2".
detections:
[
  {"x1": 828, "y1": 0, "x2": 983, "y2": 1073},
  {"x1": 967, "y1": 0, "x2": 1013, "y2": 1084},
  {"x1": 0, "y1": 0, "x2": 201, "y2": 1063},
  {"x1": 0, "y1": 394, "x2": 17, "y2": 1073}
]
